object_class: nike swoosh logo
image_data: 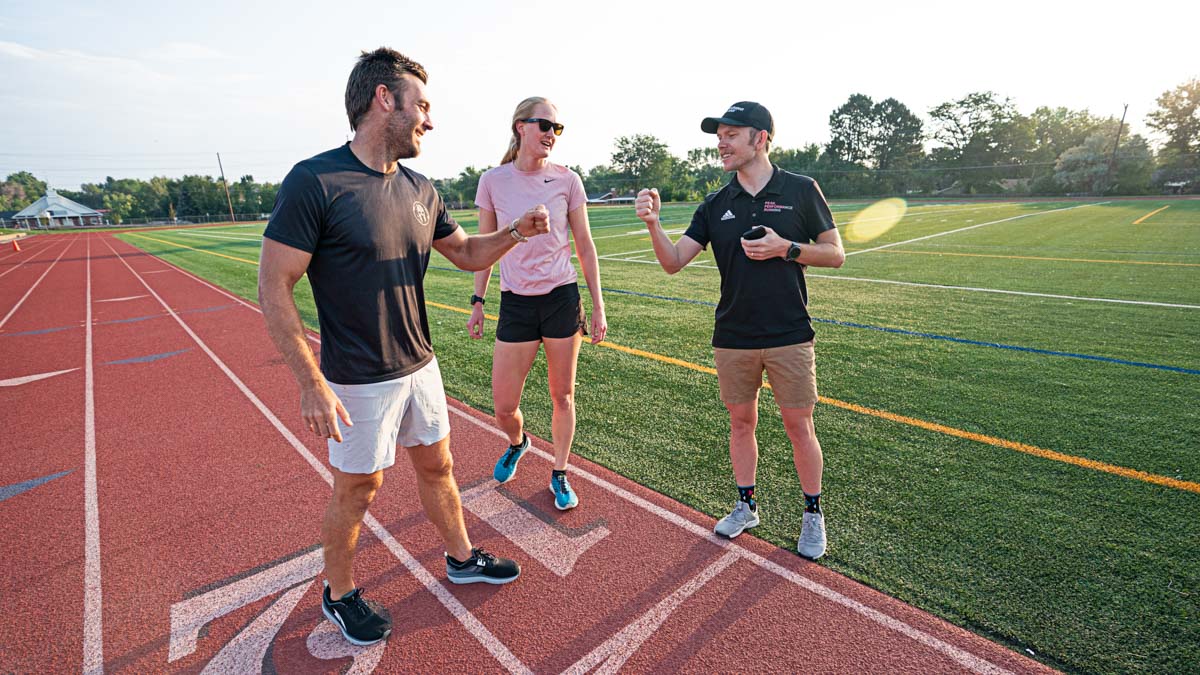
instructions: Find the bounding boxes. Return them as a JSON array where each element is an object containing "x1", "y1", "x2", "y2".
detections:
[{"x1": 543, "y1": 179, "x2": 555, "y2": 183}]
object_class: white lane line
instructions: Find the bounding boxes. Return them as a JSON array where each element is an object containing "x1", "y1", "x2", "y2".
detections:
[
  {"x1": 563, "y1": 551, "x2": 740, "y2": 675},
  {"x1": 450, "y1": 408, "x2": 1014, "y2": 675},
  {"x1": 94, "y1": 295, "x2": 147, "y2": 303},
  {"x1": 84, "y1": 234, "x2": 104, "y2": 675},
  {"x1": 846, "y1": 202, "x2": 1109, "y2": 256},
  {"x1": 593, "y1": 253, "x2": 1195, "y2": 309},
  {"x1": 807, "y1": 274, "x2": 1200, "y2": 309},
  {"x1": 1, "y1": 238, "x2": 73, "y2": 329},
  {"x1": 100, "y1": 236, "x2": 531, "y2": 675},
  {"x1": 0, "y1": 368, "x2": 79, "y2": 387}
]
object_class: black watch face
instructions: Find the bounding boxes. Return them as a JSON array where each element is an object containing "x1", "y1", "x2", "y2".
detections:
[{"x1": 787, "y1": 243, "x2": 801, "y2": 260}]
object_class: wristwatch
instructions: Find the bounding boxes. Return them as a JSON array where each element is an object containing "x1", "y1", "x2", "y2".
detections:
[
  {"x1": 470, "y1": 294, "x2": 486, "y2": 306},
  {"x1": 785, "y1": 242, "x2": 803, "y2": 262},
  {"x1": 508, "y1": 218, "x2": 528, "y2": 242}
]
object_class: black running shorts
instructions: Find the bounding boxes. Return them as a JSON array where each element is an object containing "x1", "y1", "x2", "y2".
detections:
[{"x1": 496, "y1": 283, "x2": 587, "y2": 343}]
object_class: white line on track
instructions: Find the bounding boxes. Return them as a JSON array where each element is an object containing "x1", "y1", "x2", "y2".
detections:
[
  {"x1": 0, "y1": 238, "x2": 73, "y2": 328},
  {"x1": 83, "y1": 234, "x2": 105, "y2": 675},
  {"x1": 1, "y1": 239, "x2": 54, "y2": 280},
  {"x1": 99, "y1": 235, "x2": 532, "y2": 675},
  {"x1": 846, "y1": 201, "x2": 1108, "y2": 256},
  {"x1": 450, "y1": 409, "x2": 1013, "y2": 675},
  {"x1": 0, "y1": 368, "x2": 79, "y2": 387}
]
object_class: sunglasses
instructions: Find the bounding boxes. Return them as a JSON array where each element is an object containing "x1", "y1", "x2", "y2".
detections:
[{"x1": 521, "y1": 118, "x2": 564, "y2": 136}]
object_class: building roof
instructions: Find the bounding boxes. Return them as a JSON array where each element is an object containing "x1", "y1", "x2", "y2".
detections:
[{"x1": 14, "y1": 189, "x2": 101, "y2": 218}]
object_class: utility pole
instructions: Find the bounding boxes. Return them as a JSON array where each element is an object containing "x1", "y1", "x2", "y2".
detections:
[
  {"x1": 1104, "y1": 104, "x2": 1128, "y2": 194},
  {"x1": 217, "y1": 152, "x2": 236, "y2": 223}
]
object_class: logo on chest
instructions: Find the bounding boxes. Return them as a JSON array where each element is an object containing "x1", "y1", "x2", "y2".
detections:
[
  {"x1": 412, "y1": 201, "x2": 430, "y2": 227},
  {"x1": 762, "y1": 201, "x2": 793, "y2": 213}
]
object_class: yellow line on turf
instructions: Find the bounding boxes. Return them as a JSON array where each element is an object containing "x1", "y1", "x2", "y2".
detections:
[
  {"x1": 427, "y1": 299, "x2": 1200, "y2": 494},
  {"x1": 113, "y1": 234, "x2": 1199, "y2": 495},
  {"x1": 1133, "y1": 205, "x2": 1170, "y2": 224},
  {"x1": 126, "y1": 233, "x2": 260, "y2": 265},
  {"x1": 876, "y1": 249, "x2": 1199, "y2": 267}
]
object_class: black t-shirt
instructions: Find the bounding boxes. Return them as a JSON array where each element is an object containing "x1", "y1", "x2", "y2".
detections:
[
  {"x1": 684, "y1": 166, "x2": 836, "y2": 349},
  {"x1": 264, "y1": 144, "x2": 459, "y2": 384}
]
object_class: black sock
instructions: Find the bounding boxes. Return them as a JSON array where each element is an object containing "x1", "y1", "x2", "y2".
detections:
[
  {"x1": 804, "y1": 492, "x2": 821, "y2": 514},
  {"x1": 552, "y1": 469, "x2": 566, "y2": 479},
  {"x1": 512, "y1": 433, "x2": 527, "y2": 450},
  {"x1": 738, "y1": 485, "x2": 756, "y2": 511},
  {"x1": 446, "y1": 551, "x2": 474, "y2": 566}
]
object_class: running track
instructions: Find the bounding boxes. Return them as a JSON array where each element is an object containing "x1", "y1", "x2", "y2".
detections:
[{"x1": 0, "y1": 233, "x2": 1054, "y2": 673}]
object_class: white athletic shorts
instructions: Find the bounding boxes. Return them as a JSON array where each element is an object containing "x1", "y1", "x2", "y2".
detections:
[{"x1": 326, "y1": 357, "x2": 450, "y2": 474}]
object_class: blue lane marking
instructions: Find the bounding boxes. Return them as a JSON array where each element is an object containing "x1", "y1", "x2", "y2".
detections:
[
  {"x1": 0, "y1": 305, "x2": 234, "y2": 336},
  {"x1": 0, "y1": 470, "x2": 73, "y2": 503},
  {"x1": 105, "y1": 348, "x2": 190, "y2": 365},
  {"x1": 1, "y1": 325, "x2": 74, "y2": 337},
  {"x1": 428, "y1": 265, "x2": 1196, "y2": 375}
]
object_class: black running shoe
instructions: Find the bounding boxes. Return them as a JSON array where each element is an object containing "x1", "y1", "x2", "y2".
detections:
[
  {"x1": 321, "y1": 581, "x2": 392, "y2": 646},
  {"x1": 445, "y1": 548, "x2": 521, "y2": 585}
]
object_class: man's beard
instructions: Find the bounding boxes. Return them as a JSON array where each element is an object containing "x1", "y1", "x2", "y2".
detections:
[{"x1": 386, "y1": 111, "x2": 420, "y2": 160}]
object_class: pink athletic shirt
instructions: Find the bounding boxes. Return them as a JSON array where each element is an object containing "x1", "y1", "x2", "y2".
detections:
[{"x1": 475, "y1": 162, "x2": 587, "y2": 296}]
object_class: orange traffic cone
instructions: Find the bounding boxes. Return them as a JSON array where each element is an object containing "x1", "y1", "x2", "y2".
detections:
[{"x1": 10, "y1": 240, "x2": 19, "y2": 252}]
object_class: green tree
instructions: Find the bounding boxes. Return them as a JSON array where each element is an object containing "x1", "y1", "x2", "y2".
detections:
[
  {"x1": 611, "y1": 134, "x2": 676, "y2": 196},
  {"x1": 102, "y1": 192, "x2": 134, "y2": 224},
  {"x1": 1055, "y1": 133, "x2": 1154, "y2": 195},
  {"x1": 871, "y1": 98, "x2": 924, "y2": 170},
  {"x1": 1147, "y1": 78, "x2": 1200, "y2": 170},
  {"x1": 826, "y1": 94, "x2": 875, "y2": 165},
  {"x1": 929, "y1": 91, "x2": 1018, "y2": 157}
]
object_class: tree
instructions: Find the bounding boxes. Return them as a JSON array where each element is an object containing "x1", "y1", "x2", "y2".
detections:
[
  {"x1": 1055, "y1": 133, "x2": 1154, "y2": 195},
  {"x1": 611, "y1": 134, "x2": 682, "y2": 198},
  {"x1": 928, "y1": 91, "x2": 1018, "y2": 157},
  {"x1": 871, "y1": 98, "x2": 924, "y2": 170},
  {"x1": 102, "y1": 192, "x2": 134, "y2": 224},
  {"x1": 826, "y1": 94, "x2": 875, "y2": 165},
  {"x1": 1147, "y1": 78, "x2": 1200, "y2": 169},
  {"x1": 0, "y1": 171, "x2": 47, "y2": 211}
]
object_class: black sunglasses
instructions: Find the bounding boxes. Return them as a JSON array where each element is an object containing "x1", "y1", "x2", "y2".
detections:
[{"x1": 521, "y1": 118, "x2": 564, "y2": 136}]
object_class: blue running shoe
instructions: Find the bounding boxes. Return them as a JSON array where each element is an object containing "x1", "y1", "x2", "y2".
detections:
[
  {"x1": 493, "y1": 434, "x2": 529, "y2": 483},
  {"x1": 550, "y1": 472, "x2": 579, "y2": 510}
]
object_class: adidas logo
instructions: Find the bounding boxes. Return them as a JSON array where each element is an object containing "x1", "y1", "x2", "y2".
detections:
[{"x1": 720, "y1": 210, "x2": 735, "y2": 221}]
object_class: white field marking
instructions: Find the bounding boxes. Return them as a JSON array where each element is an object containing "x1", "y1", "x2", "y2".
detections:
[
  {"x1": 169, "y1": 548, "x2": 323, "y2": 661},
  {"x1": 0, "y1": 238, "x2": 73, "y2": 327},
  {"x1": 592, "y1": 227, "x2": 687, "y2": 240},
  {"x1": 0, "y1": 368, "x2": 79, "y2": 386},
  {"x1": 102, "y1": 236, "x2": 531, "y2": 675},
  {"x1": 563, "y1": 551, "x2": 740, "y2": 675},
  {"x1": 460, "y1": 482, "x2": 611, "y2": 577},
  {"x1": 807, "y1": 274, "x2": 1200, "y2": 310},
  {"x1": 171, "y1": 230, "x2": 263, "y2": 241},
  {"x1": 846, "y1": 201, "x2": 1108, "y2": 256},
  {"x1": 594, "y1": 250, "x2": 1194, "y2": 309},
  {"x1": 141, "y1": 269, "x2": 172, "y2": 274},
  {"x1": 199, "y1": 581, "x2": 313, "y2": 674},
  {"x1": 307, "y1": 618, "x2": 387, "y2": 673},
  {"x1": 94, "y1": 295, "x2": 147, "y2": 303},
  {"x1": 83, "y1": 234, "x2": 104, "y2": 675},
  {"x1": 450, "y1": 408, "x2": 1015, "y2": 675}
]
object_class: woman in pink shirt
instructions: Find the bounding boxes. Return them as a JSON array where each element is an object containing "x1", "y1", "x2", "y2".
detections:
[{"x1": 467, "y1": 96, "x2": 607, "y2": 510}]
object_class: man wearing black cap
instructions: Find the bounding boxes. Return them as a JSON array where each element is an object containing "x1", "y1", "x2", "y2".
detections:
[{"x1": 634, "y1": 102, "x2": 845, "y2": 559}]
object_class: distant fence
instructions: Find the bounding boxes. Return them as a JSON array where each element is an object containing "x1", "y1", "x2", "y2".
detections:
[{"x1": 0, "y1": 212, "x2": 270, "y2": 230}]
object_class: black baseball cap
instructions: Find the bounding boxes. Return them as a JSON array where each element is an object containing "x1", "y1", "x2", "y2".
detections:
[{"x1": 701, "y1": 101, "x2": 774, "y2": 139}]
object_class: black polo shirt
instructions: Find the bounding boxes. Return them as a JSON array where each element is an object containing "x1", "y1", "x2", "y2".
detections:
[
  {"x1": 264, "y1": 143, "x2": 459, "y2": 384},
  {"x1": 683, "y1": 166, "x2": 836, "y2": 349}
]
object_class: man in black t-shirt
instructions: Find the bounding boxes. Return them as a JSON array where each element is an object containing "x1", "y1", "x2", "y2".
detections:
[
  {"x1": 635, "y1": 102, "x2": 845, "y2": 560},
  {"x1": 259, "y1": 48, "x2": 549, "y2": 646}
]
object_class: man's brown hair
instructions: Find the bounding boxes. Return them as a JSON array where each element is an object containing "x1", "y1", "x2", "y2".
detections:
[{"x1": 345, "y1": 48, "x2": 427, "y2": 131}]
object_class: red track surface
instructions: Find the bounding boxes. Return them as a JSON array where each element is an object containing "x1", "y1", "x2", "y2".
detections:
[{"x1": 1, "y1": 233, "x2": 1055, "y2": 673}]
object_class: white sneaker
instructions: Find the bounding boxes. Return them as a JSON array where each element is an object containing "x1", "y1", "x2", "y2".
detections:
[
  {"x1": 714, "y1": 501, "x2": 760, "y2": 538},
  {"x1": 797, "y1": 511, "x2": 827, "y2": 559}
]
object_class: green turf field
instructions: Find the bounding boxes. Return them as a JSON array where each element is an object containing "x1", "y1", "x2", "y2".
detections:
[{"x1": 118, "y1": 198, "x2": 1200, "y2": 673}]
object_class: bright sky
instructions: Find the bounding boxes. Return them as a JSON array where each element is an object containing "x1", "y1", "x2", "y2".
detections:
[{"x1": 1, "y1": 0, "x2": 1196, "y2": 190}]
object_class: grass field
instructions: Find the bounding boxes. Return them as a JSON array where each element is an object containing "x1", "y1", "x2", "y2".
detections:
[{"x1": 114, "y1": 198, "x2": 1200, "y2": 673}]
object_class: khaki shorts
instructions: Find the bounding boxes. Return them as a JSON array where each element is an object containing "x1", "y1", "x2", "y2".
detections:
[
  {"x1": 326, "y1": 357, "x2": 450, "y2": 474},
  {"x1": 713, "y1": 341, "x2": 818, "y2": 408}
]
